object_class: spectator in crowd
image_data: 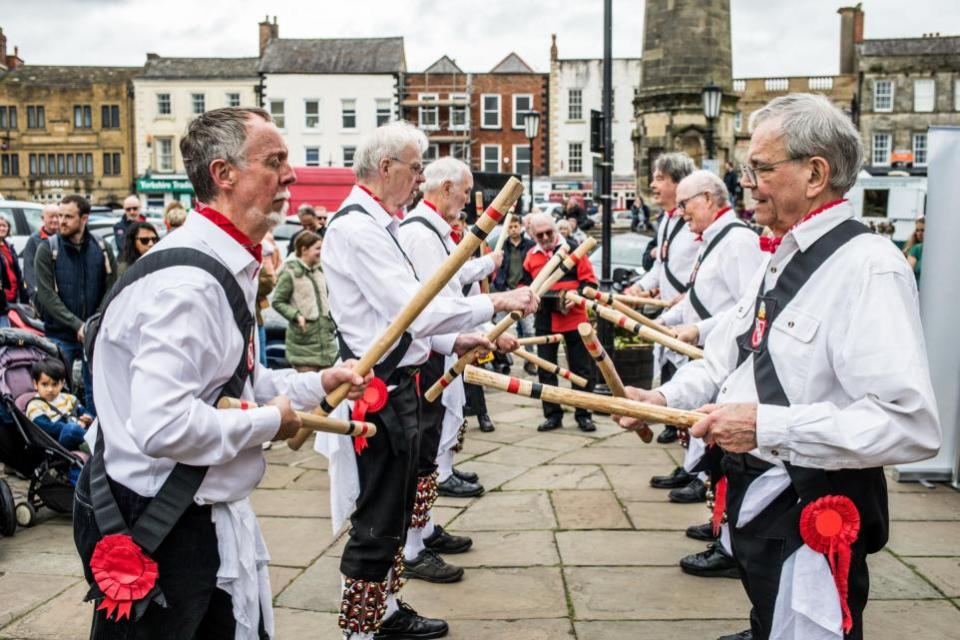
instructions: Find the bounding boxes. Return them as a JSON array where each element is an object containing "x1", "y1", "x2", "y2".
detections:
[
  {"x1": 272, "y1": 231, "x2": 337, "y2": 372},
  {"x1": 25, "y1": 357, "x2": 92, "y2": 450},
  {"x1": 493, "y1": 215, "x2": 536, "y2": 371},
  {"x1": 22, "y1": 203, "x2": 60, "y2": 300},
  {"x1": 34, "y1": 194, "x2": 117, "y2": 415},
  {"x1": 563, "y1": 196, "x2": 592, "y2": 231},
  {"x1": 113, "y1": 195, "x2": 145, "y2": 248},
  {"x1": 557, "y1": 218, "x2": 573, "y2": 239},
  {"x1": 723, "y1": 161, "x2": 740, "y2": 208},
  {"x1": 286, "y1": 203, "x2": 326, "y2": 255},
  {"x1": 564, "y1": 213, "x2": 589, "y2": 244},
  {"x1": 163, "y1": 200, "x2": 188, "y2": 231},
  {"x1": 0, "y1": 214, "x2": 28, "y2": 326},
  {"x1": 631, "y1": 195, "x2": 652, "y2": 232},
  {"x1": 256, "y1": 231, "x2": 281, "y2": 366},
  {"x1": 117, "y1": 221, "x2": 160, "y2": 275},
  {"x1": 905, "y1": 217, "x2": 924, "y2": 283}
]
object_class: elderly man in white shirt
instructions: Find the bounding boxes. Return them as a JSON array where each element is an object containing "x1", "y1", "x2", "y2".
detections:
[
  {"x1": 74, "y1": 107, "x2": 369, "y2": 640},
  {"x1": 616, "y1": 93, "x2": 940, "y2": 640}
]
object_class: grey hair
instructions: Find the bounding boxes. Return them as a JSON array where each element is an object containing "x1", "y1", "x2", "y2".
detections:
[
  {"x1": 297, "y1": 203, "x2": 317, "y2": 217},
  {"x1": 749, "y1": 93, "x2": 863, "y2": 194},
  {"x1": 421, "y1": 157, "x2": 471, "y2": 193},
  {"x1": 526, "y1": 212, "x2": 556, "y2": 230},
  {"x1": 180, "y1": 107, "x2": 271, "y2": 203},
  {"x1": 353, "y1": 120, "x2": 429, "y2": 180},
  {"x1": 679, "y1": 170, "x2": 728, "y2": 205},
  {"x1": 653, "y1": 152, "x2": 696, "y2": 184}
]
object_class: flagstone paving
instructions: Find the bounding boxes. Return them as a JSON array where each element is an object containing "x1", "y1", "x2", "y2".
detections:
[{"x1": 2, "y1": 390, "x2": 960, "y2": 639}]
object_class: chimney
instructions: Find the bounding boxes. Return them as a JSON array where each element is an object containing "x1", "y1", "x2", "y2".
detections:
[
  {"x1": 550, "y1": 34, "x2": 558, "y2": 62},
  {"x1": 6, "y1": 45, "x2": 21, "y2": 70},
  {"x1": 146, "y1": 52, "x2": 160, "y2": 61},
  {"x1": 837, "y1": 4, "x2": 864, "y2": 75},
  {"x1": 259, "y1": 15, "x2": 279, "y2": 58}
]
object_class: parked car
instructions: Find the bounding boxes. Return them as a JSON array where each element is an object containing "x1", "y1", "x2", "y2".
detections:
[
  {"x1": 589, "y1": 231, "x2": 653, "y2": 286},
  {"x1": 0, "y1": 200, "x2": 46, "y2": 255},
  {"x1": 535, "y1": 202, "x2": 563, "y2": 219},
  {"x1": 588, "y1": 209, "x2": 634, "y2": 229}
]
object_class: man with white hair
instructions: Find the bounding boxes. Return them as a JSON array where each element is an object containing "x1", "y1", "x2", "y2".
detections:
[
  {"x1": 321, "y1": 122, "x2": 538, "y2": 640},
  {"x1": 616, "y1": 94, "x2": 940, "y2": 640}
]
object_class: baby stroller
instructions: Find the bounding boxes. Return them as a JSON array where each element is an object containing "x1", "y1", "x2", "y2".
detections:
[{"x1": 0, "y1": 328, "x2": 84, "y2": 535}]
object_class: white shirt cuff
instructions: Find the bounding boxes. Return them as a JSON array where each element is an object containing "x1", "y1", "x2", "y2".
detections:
[
  {"x1": 431, "y1": 333, "x2": 458, "y2": 356},
  {"x1": 657, "y1": 382, "x2": 689, "y2": 411},
  {"x1": 470, "y1": 296, "x2": 496, "y2": 326},
  {"x1": 247, "y1": 406, "x2": 282, "y2": 446},
  {"x1": 756, "y1": 403, "x2": 791, "y2": 460}
]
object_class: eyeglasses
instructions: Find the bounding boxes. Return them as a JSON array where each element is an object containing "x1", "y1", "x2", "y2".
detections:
[
  {"x1": 389, "y1": 156, "x2": 425, "y2": 176},
  {"x1": 124, "y1": 206, "x2": 140, "y2": 212},
  {"x1": 136, "y1": 236, "x2": 159, "y2": 246},
  {"x1": 534, "y1": 229, "x2": 555, "y2": 239},
  {"x1": 739, "y1": 156, "x2": 806, "y2": 186},
  {"x1": 677, "y1": 192, "x2": 708, "y2": 212}
]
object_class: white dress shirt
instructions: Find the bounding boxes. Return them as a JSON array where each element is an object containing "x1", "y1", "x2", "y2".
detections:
[
  {"x1": 660, "y1": 209, "x2": 765, "y2": 344},
  {"x1": 638, "y1": 208, "x2": 699, "y2": 301}
]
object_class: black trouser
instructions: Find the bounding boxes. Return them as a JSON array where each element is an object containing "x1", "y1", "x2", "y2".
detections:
[
  {"x1": 537, "y1": 329, "x2": 596, "y2": 421},
  {"x1": 723, "y1": 457, "x2": 871, "y2": 640},
  {"x1": 341, "y1": 374, "x2": 421, "y2": 581},
  {"x1": 660, "y1": 360, "x2": 677, "y2": 385},
  {"x1": 73, "y1": 465, "x2": 267, "y2": 639},
  {"x1": 417, "y1": 354, "x2": 446, "y2": 477},
  {"x1": 464, "y1": 382, "x2": 487, "y2": 417}
]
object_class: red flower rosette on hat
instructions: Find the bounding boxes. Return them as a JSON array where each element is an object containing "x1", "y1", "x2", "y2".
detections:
[
  {"x1": 89, "y1": 533, "x2": 159, "y2": 621},
  {"x1": 800, "y1": 495, "x2": 861, "y2": 634},
  {"x1": 351, "y1": 377, "x2": 388, "y2": 455}
]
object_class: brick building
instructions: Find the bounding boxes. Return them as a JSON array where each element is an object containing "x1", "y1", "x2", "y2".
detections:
[{"x1": 400, "y1": 56, "x2": 471, "y2": 164}]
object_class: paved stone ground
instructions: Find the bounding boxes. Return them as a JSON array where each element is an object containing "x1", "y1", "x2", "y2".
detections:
[{"x1": 2, "y1": 388, "x2": 960, "y2": 639}]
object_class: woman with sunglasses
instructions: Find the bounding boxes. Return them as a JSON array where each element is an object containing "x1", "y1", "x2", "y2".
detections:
[{"x1": 117, "y1": 221, "x2": 160, "y2": 275}]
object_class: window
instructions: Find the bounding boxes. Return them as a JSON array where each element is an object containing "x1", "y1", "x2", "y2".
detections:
[
  {"x1": 85, "y1": 153, "x2": 94, "y2": 176},
  {"x1": 872, "y1": 133, "x2": 892, "y2": 166},
  {"x1": 376, "y1": 99, "x2": 392, "y2": 126},
  {"x1": 513, "y1": 94, "x2": 533, "y2": 129},
  {"x1": 733, "y1": 79, "x2": 746, "y2": 92},
  {"x1": 568, "y1": 89, "x2": 583, "y2": 120},
  {"x1": 1, "y1": 153, "x2": 18, "y2": 176},
  {"x1": 227, "y1": 93, "x2": 241, "y2": 108},
  {"x1": 38, "y1": 154, "x2": 47, "y2": 176},
  {"x1": 74, "y1": 105, "x2": 92, "y2": 129},
  {"x1": 874, "y1": 80, "x2": 893, "y2": 112},
  {"x1": 568, "y1": 142, "x2": 583, "y2": 173},
  {"x1": 734, "y1": 111, "x2": 743, "y2": 132},
  {"x1": 513, "y1": 144, "x2": 531, "y2": 176},
  {"x1": 101, "y1": 104, "x2": 120, "y2": 128},
  {"x1": 481, "y1": 94, "x2": 501, "y2": 129},
  {"x1": 305, "y1": 147, "x2": 320, "y2": 167},
  {"x1": 270, "y1": 100, "x2": 285, "y2": 129},
  {"x1": 449, "y1": 93, "x2": 468, "y2": 130},
  {"x1": 913, "y1": 133, "x2": 928, "y2": 166},
  {"x1": 304, "y1": 100, "x2": 320, "y2": 129},
  {"x1": 27, "y1": 105, "x2": 45, "y2": 129},
  {"x1": 451, "y1": 142, "x2": 470, "y2": 163},
  {"x1": 341, "y1": 99, "x2": 357, "y2": 130},
  {"x1": 57, "y1": 153, "x2": 65, "y2": 175},
  {"x1": 66, "y1": 154, "x2": 74, "y2": 175},
  {"x1": 0, "y1": 106, "x2": 16, "y2": 129},
  {"x1": 103, "y1": 152, "x2": 121, "y2": 176},
  {"x1": 914, "y1": 79, "x2": 935, "y2": 113},
  {"x1": 482, "y1": 144, "x2": 501, "y2": 172},
  {"x1": 862, "y1": 189, "x2": 889, "y2": 218},
  {"x1": 424, "y1": 144, "x2": 439, "y2": 164},
  {"x1": 191, "y1": 93, "x2": 206, "y2": 115},
  {"x1": 28, "y1": 154, "x2": 36, "y2": 175},
  {"x1": 156, "y1": 138, "x2": 174, "y2": 172},
  {"x1": 418, "y1": 93, "x2": 439, "y2": 130},
  {"x1": 157, "y1": 93, "x2": 171, "y2": 116},
  {"x1": 343, "y1": 146, "x2": 356, "y2": 168}
]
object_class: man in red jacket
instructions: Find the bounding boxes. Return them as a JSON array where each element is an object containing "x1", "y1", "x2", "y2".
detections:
[{"x1": 522, "y1": 213, "x2": 598, "y2": 431}]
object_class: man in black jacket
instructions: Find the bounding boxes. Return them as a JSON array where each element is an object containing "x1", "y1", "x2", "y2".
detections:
[
  {"x1": 22, "y1": 203, "x2": 60, "y2": 301},
  {"x1": 34, "y1": 194, "x2": 117, "y2": 415}
]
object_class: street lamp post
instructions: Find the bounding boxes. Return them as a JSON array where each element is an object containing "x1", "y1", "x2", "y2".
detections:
[
  {"x1": 701, "y1": 82, "x2": 722, "y2": 161},
  {"x1": 523, "y1": 110, "x2": 541, "y2": 213}
]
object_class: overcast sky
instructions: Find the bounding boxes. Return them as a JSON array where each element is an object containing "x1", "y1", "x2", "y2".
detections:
[{"x1": 5, "y1": 0, "x2": 959, "y2": 77}]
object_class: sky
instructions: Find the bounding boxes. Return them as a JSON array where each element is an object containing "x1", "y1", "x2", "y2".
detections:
[{"x1": 4, "y1": 0, "x2": 960, "y2": 77}]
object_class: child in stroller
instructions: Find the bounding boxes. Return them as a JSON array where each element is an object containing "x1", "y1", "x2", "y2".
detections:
[{"x1": 25, "y1": 357, "x2": 93, "y2": 452}]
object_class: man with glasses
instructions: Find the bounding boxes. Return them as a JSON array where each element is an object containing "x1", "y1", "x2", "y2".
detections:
[
  {"x1": 287, "y1": 203, "x2": 327, "y2": 254},
  {"x1": 113, "y1": 194, "x2": 145, "y2": 249},
  {"x1": 615, "y1": 94, "x2": 939, "y2": 640}
]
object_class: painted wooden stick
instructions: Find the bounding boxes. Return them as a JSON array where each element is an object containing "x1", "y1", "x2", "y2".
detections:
[
  {"x1": 287, "y1": 176, "x2": 526, "y2": 449},
  {"x1": 581, "y1": 286, "x2": 675, "y2": 336},
  {"x1": 516, "y1": 334, "x2": 562, "y2": 346},
  {"x1": 538, "y1": 238, "x2": 597, "y2": 293},
  {"x1": 577, "y1": 323, "x2": 653, "y2": 442},
  {"x1": 493, "y1": 212, "x2": 514, "y2": 253},
  {"x1": 613, "y1": 292, "x2": 672, "y2": 309},
  {"x1": 476, "y1": 191, "x2": 491, "y2": 294},
  {"x1": 218, "y1": 397, "x2": 377, "y2": 438},
  {"x1": 464, "y1": 365, "x2": 704, "y2": 427},
  {"x1": 511, "y1": 347, "x2": 588, "y2": 388},
  {"x1": 567, "y1": 291, "x2": 704, "y2": 360}
]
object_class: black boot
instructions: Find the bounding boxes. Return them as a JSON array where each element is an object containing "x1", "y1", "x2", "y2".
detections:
[
  {"x1": 679, "y1": 542, "x2": 740, "y2": 579},
  {"x1": 437, "y1": 474, "x2": 484, "y2": 498},
  {"x1": 576, "y1": 416, "x2": 596, "y2": 432},
  {"x1": 685, "y1": 521, "x2": 718, "y2": 542},
  {"x1": 477, "y1": 413, "x2": 495, "y2": 432},
  {"x1": 423, "y1": 524, "x2": 472, "y2": 554},
  {"x1": 537, "y1": 416, "x2": 563, "y2": 432},
  {"x1": 669, "y1": 478, "x2": 707, "y2": 503},
  {"x1": 403, "y1": 549, "x2": 464, "y2": 583},
  {"x1": 717, "y1": 631, "x2": 752, "y2": 640},
  {"x1": 657, "y1": 425, "x2": 679, "y2": 443},
  {"x1": 375, "y1": 601, "x2": 449, "y2": 639},
  {"x1": 452, "y1": 467, "x2": 478, "y2": 483},
  {"x1": 649, "y1": 466, "x2": 692, "y2": 489}
]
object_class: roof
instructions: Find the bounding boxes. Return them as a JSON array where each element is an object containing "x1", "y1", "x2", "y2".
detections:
[
  {"x1": 490, "y1": 52, "x2": 536, "y2": 74},
  {"x1": 259, "y1": 37, "x2": 405, "y2": 74},
  {"x1": 424, "y1": 55, "x2": 463, "y2": 74},
  {"x1": 0, "y1": 65, "x2": 139, "y2": 88},
  {"x1": 859, "y1": 36, "x2": 960, "y2": 57},
  {"x1": 140, "y1": 56, "x2": 259, "y2": 79}
]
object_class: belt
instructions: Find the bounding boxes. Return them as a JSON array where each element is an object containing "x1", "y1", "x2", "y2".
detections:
[
  {"x1": 723, "y1": 452, "x2": 775, "y2": 473},
  {"x1": 386, "y1": 365, "x2": 420, "y2": 388}
]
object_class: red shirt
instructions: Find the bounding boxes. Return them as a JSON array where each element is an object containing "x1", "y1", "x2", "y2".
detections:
[
  {"x1": 194, "y1": 204, "x2": 263, "y2": 264},
  {"x1": 523, "y1": 242, "x2": 598, "y2": 333},
  {"x1": 0, "y1": 243, "x2": 17, "y2": 302}
]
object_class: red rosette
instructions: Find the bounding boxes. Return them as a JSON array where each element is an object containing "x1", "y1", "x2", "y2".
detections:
[
  {"x1": 89, "y1": 533, "x2": 159, "y2": 621},
  {"x1": 800, "y1": 495, "x2": 861, "y2": 634},
  {"x1": 711, "y1": 476, "x2": 728, "y2": 537},
  {"x1": 352, "y1": 377, "x2": 388, "y2": 455}
]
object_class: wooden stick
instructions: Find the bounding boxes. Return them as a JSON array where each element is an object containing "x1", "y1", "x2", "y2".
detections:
[
  {"x1": 581, "y1": 286, "x2": 675, "y2": 336},
  {"x1": 567, "y1": 291, "x2": 704, "y2": 360},
  {"x1": 512, "y1": 347, "x2": 588, "y2": 388},
  {"x1": 577, "y1": 323, "x2": 653, "y2": 442},
  {"x1": 528, "y1": 245, "x2": 569, "y2": 293},
  {"x1": 287, "y1": 176, "x2": 526, "y2": 449},
  {"x1": 614, "y1": 292, "x2": 672, "y2": 309},
  {"x1": 217, "y1": 397, "x2": 377, "y2": 438},
  {"x1": 476, "y1": 191, "x2": 491, "y2": 295},
  {"x1": 464, "y1": 366, "x2": 704, "y2": 427},
  {"x1": 516, "y1": 334, "x2": 562, "y2": 346},
  {"x1": 539, "y1": 238, "x2": 597, "y2": 293},
  {"x1": 493, "y1": 212, "x2": 514, "y2": 253}
]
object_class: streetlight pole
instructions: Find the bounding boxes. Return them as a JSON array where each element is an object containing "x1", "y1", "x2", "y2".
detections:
[
  {"x1": 598, "y1": 0, "x2": 615, "y2": 366},
  {"x1": 702, "y1": 82, "x2": 722, "y2": 162},
  {"x1": 523, "y1": 110, "x2": 541, "y2": 214}
]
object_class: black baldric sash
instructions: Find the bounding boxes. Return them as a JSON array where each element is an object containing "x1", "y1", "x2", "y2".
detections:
[
  {"x1": 688, "y1": 221, "x2": 750, "y2": 321},
  {"x1": 400, "y1": 215, "x2": 472, "y2": 297},
  {"x1": 661, "y1": 215, "x2": 690, "y2": 294}
]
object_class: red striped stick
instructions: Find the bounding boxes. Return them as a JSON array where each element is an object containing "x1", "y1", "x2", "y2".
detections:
[
  {"x1": 511, "y1": 347, "x2": 588, "y2": 388},
  {"x1": 217, "y1": 397, "x2": 377, "y2": 438},
  {"x1": 581, "y1": 286, "x2": 675, "y2": 336},
  {"x1": 515, "y1": 334, "x2": 562, "y2": 346}
]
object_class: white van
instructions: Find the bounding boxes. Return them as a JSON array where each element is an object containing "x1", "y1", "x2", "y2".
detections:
[{"x1": 847, "y1": 171, "x2": 926, "y2": 244}]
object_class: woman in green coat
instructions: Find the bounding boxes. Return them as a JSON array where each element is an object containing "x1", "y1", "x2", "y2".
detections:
[{"x1": 271, "y1": 231, "x2": 338, "y2": 371}]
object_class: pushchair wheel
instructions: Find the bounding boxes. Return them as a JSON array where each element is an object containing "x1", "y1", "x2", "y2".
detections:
[
  {"x1": 0, "y1": 479, "x2": 15, "y2": 536},
  {"x1": 15, "y1": 501, "x2": 35, "y2": 528}
]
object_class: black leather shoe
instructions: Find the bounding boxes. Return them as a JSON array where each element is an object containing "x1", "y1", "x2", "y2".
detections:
[
  {"x1": 650, "y1": 466, "x2": 693, "y2": 489},
  {"x1": 477, "y1": 413, "x2": 495, "y2": 432},
  {"x1": 375, "y1": 600, "x2": 449, "y2": 639},
  {"x1": 452, "y1": 467, "x2": 478, "y2": 483},
  {"x1": 523, "y1": 362, "x2": 538, "y2": 375},
  {"x1": 680, "y1": 542, "x2": 740, "y2": 578},
  {"x1": 686, "y1": 521, "x2": 718, "y2": 542},
  {"x1": 657, "y1": 425, "x2": 679, "y2": 443},
  {"x1": 537, "y1": 417, "x2": 563, "y2": 432},
  {"x1": 717, "y1": 630, "x2": 752, "y2": 640},
  {"x1": 403, "y1": 549, "x2": 464, "y2": 583},
  {"x1": 424, "y1": 524, "x2": 472, "y2": 554},
  {"x1": 669, "y1": 478, "x2": 707, "y2": 503},
  {"x1": 437, "y1": 474, "x2": 484, "y2": 498},
  {"x1": 576, "y1": 416, "x2": 596, "y2": 432}
]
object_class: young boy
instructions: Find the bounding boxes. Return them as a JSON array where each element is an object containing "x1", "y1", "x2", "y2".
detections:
[{"x1": 25, "y1": 357, "x2": 92, "y2": 450}]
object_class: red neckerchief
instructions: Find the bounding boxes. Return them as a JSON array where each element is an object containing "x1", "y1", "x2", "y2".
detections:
[
  {"x1": 695, "y1": 207, "x2": 732, "y2": 241},
  {"x1": 666, "y1": 207, "x2": 679, "y2": 218},
  {"x1": 422, "y1": 199, "x2": 439, "y2": 214},
  {"x1": 450, "y1": 225, "x2": 463, "y2": 244},
  {"x1": 40, "y1": 227, "x2": 54, "y2": 240},
  {"x1": 0, "y1": 243, "x2": 17, "y2": 302},
  {"x1": 358, "y1": 184, "x2": 398, "y2": 217},
  {"x1": 194, "y1": 203, "x2": 262, "y2": 264},
  {"x1": 759, "y1": 199, "x2": 846, "y2": 253}
]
